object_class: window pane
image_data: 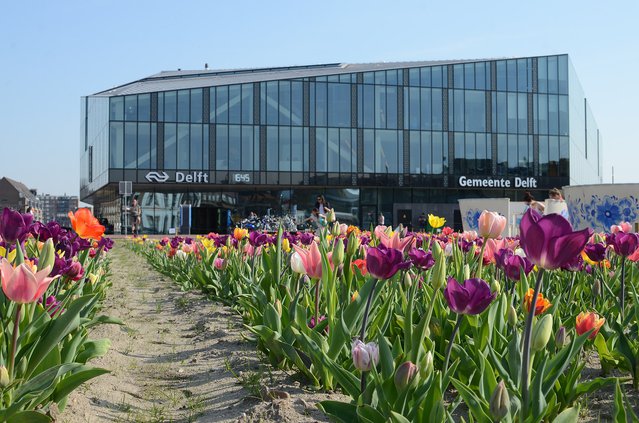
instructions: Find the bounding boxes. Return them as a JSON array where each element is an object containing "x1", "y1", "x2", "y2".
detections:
[
  {"x1": 241, "y1": 126, "x2": 254, "y2": 170},
  {"x1": 409, "y1": 68, "x2": 420, "y2": 86},
  {"x1": 497, "y1": 134, "x2": 507, "y2": 175},
  {"x1": 376, "y1": 130, "x2": 398, "y2": 173},
  {"x1": 328, "y1": 83, "x2": 351, "y2": 127},
  {"x1": 164, "y1": 92, "x2": 177, "y2": 122},
  {"x1": 476, "y1": 63, "x2": 486, "y2": 90},
  {"x1": 339, "y1": 128, "x2": 353, "y2": 173},
  {"x1": 409, "y1": 131, "x2": 420, "y2": 173},
  {"x1": 315, "y1": 82, "x2": 327, "y2": 126},
  {"x1": 548, "y1": 95, "x2": 559, "y2": 134},
  {"x1": 216, "y1": 125, "x2": 228, "y2": 170},
  {"x1": 124, "y1": 122, "x2": 137, "y2": 169},
  {"x1": 109, "y1": 122, "x2": 123, "y2": 167},
  {"x1": 364, "y1": 129, "x2": 374, "y2": 172},
  {"x1": 507, "y1": 93, "x2": 517, "y2": 133},
  {"x1": 375, "y1": 86, "x2": 386, "y2": 128},
  {"x1": 409, "y1": 87, "x2": 420, "y2": 130},
  {"x1": 363, "y1": 85, "x2": 374, "y2": 128},
  {"x1": 537, "y1": 94, "x2": 548, "y2": 134},
  {"x1": 150, "y1": 123, "x2": 157, "y2": 168},
  {"x1": 138, "y1": 123, "x2": 150, "y2": 168},
  {"x1": 420, "y1": 67, "x2": 431, "y2": 86},
  {"x1": 422, "y1": 132, "x2": 432, "y2": 174},
  {"x1": 547, "y1": 56, "x2": 558, "y2": 93},
  {"x1": 517, "y1": 59, "x2": 528, "y2": 92},
  {"x1": 454, "y1": 64, "x2": 464, "y2": 89},
  {"x1": 507, "y1": 60, "x2": 517, "y2": 91},
  {"x1": 138, "y1": 94, "x2": 150, "y2": 121},
  {"x1": 327, "y1": 128, "x2": 339, "y2": 172},
  {"x1": 432, "y1": 132, "x2": 444, "y2": 174},
  {"x1": 465, "y1": 133, "x2": 476, "y2": 174},
  {"x1": 190, "y1": 124, "x2": 202, "y2": 169},
  {"x1": 518, "y1": 93, "x2": 527, "y2": 133},
  {"x1": 164, "y1": 123, "x2": 177, "y2": 169},
  {"x1": 241, "y1": 84, "x2": 253, "y2": 124},
  {"x1": 432, "y1": 89, "x2": 442, "y2": 130},
  {"x1": 278, "y1": 82, "x2": 291, "y2": 126},
  {"x1": 291, "y1": 81, "x2": 303, "y2": 125},
  {"x1": 539, "y1": 135, "x2": 549, "y2": 175},
  {"x1": 110, "y1": 97, "x2": 124, "y2": 121},
  {"x1": 507, "y1": 134, "x2": 518, "y2": 174},
  {"x1": 125, "y1": 96, "x2": 137, "y2": 121},
  {"x1": 559, "y1": 95, "x2": 569, "y2": 136},
  {"x1": 177, "y1": 124, "x2": 189, "y2": 168},
  {"x1": 190, "y1": 89, "x2": 202, "y2": 123},
  {"x1": 291, "y1": 127, "x2": 303, "y2": 171},
  {"x1": 431, "y1": 67, "x2": 442, "y2": 87},
  {"x1": 316, "y1": 128, "x2": 327, "y2": 172},
  {"x1": 454, "y1": 90, "x2": 464, "y2": 131},
  {"x1": 216, "y1": 87, "x2": 228, "y2": 123},
  {"x1": 386, "y1": 86, "x2": 397, "y2": 129},
  {"x1": 464, "y1": 64, "x2": 474, "y2": 89},
  {"x1": 229, "y1": 85, "x2": 242, "y2": 124},
  {"x1": 177, "y1": 90, "x2": 189, "y2": 123},
  {"x1": 496, "y1": 61, "x2": 506, "y2": 91},
  {"x1": 465, "y1": 90, "x2": 485, "y2": 132},
  {"x1": 558, "y1": 56, "x2": 568, "y2": 94},
  {"x1": 229, "y1": 125, "x2": 241, "y2": 170}
]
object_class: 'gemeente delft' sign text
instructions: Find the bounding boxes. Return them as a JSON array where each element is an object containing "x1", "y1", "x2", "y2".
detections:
[
  {"x1": 145, "y1": 171, "x2": 209, "y2": 183},
  {"x1": 458, "y1": 176, "x2": 537, "y2": 188}
]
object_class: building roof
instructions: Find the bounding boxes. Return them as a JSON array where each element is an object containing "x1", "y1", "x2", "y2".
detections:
[
  {"x1": 1, "y1": 177, "x2": 37, "y2": 201},
  {"x1": 93, "y1": 58, "x2": 495, "y2": 97}
]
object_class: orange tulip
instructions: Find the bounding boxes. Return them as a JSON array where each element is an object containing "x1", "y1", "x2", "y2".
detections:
[
  {"x1": 233, "y1": 227, "x2": 248, "y2": 241},
  {"x1": 68, "y1": 208, "x2": 105, "y2": 240},
  {"x1": 575, "y1": 311, "x2": 605, "y2": 339},
  {"x1": 523, "y1": 288, "x2": 552, "y2": 316},
  {"x1": 352, "y1": 258, "x2": 368, "y2": 276}
]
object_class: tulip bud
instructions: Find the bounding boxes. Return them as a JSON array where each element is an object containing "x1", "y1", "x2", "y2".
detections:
[
  {"x1": 531, "y1": 314, "x2": 553, "y2": 352},
  {"x1": 37, "y1": 238, "x2": 55, "y2": 273},
  {"x1": 489, "y1": 380, "x2": 510, "y2": 421},
  {"x1": 463, "y1": 264, "x2": 470, "y2": 281},
  {"x1": 394, "y1": 361, "x2": 418, "y2": 390},
  {"x1": 326, "y1": 208, "x2": 336, "y2": 223},
  {"x1": 336, "y1": 263, "x2": 344, "y2": 278},
  {"x1": 420, "y1": 351, "x2": 434, "y2": 379},
  {"x1": 507, "y1": 305, "x2": 517, "y2": 326},
  {"x1": 351, "y1": 290, "x2": 359, "y2": 302},
  {"x1": 555, "y1": 326, "x2": 567, "y2": 348},
  {"x1": 333, "y1": 239, "x2": 345, "y2": 266},
  {"x1": 352, "y1": 340, "x2": 379, "y2": 372},
  {"x1": 593, "y1": 279, "x2": 601, "y2": 297},
  {"x1": 302, "y1": 274, "x2": 311, "y2": 286},
  {"x1": 346, "y1": 233, "x2": 360, "y2": 257},
  {"x1": 290, "y1": 252, "x2": 306, "y2": 274},
  {"x1": 491, "y1": 279, "x2": 501, "y2": 295},
  {"x1": 403, "y1": 272, "x2": 413, "y2": 289},
  {"x1": 274, "y1": 299, "x2": 282, "y2": 316},
  {"x1": 431, "y1": 243, "x2": 446, "y2": 291},
  {"x1": 0, "y1": 366, "x2": 10, "y2": 388}
]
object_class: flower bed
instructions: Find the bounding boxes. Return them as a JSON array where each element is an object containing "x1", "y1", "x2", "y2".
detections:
[
  {"x1": 131, "y1": 211, "x2": 639, "y2": 422},
  {"x1": 0, "y1": 208, "x2": 117, "y2": 421}
]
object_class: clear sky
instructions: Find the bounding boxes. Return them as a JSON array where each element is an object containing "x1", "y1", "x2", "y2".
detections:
[{"x1": 1, "y1": 1, "x2": 637, "y2": 196}]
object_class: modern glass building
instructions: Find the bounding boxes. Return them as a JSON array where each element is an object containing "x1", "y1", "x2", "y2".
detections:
[{"x1": 81, "y1": 54, "x2": 602, "y2": 233}]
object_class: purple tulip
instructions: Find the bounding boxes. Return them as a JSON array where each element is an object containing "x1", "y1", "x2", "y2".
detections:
[
  {"x1": 249, "y1": 231, "x2": 269, "y2": 247},
  {"x1": 0, "y1": 208, "x2": 33, "y2": 244},
  {"x1": 365, "y1": 246, "x2": 411, "y2": 280},
  {"x1": 298, "y1": 232, "x2": 314, "y2": 246},
  {"x1": 519, "y1": 209, "x2": 591, "y2": 270},
  {"x1": 502, "y1": 253, "x2": 534, "y2": 281},
  {"x1": 408, "y1": 248, "x2": 435, "y2": 271},
  {"x1": 608, "y1": 232, "x2": 639, "y2": 258},
  {"x1": 561, "y1": 253, "x2": 584, "y2": 272},
  {"x1": 444, "y1": 277, "x2": 496, "y2": 315},
  {"x1": 584, "y1": 242, "x2": 607, "y2": 263}
]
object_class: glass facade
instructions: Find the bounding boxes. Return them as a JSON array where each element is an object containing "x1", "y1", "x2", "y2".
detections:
[{"x1": 81, "y1": 55, "x2": 602, "y2": 232}]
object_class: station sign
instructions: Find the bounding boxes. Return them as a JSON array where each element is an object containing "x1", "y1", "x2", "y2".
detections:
[
  {"x1": 458, "y1": 176, "x2": 538, "y2": 189},
  {"x1": 145, "y1": 171, "x2": 209, "y2": 183}
]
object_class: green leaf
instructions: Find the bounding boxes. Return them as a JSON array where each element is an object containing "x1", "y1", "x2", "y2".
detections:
[
  {"x1": 378, "y1": 333, "x2": 395, "y2": 380},
  {"x1": 357, "y1": 404, "x2": 386, "y2": 423},
  {"x1": 6, "y1": 411, "x2": 52, "y2": 423},
  {"x1": 552, "y1": 406, "x2": 579, "y2": 423},
  {"x1": 450, "y1": 377, "x2": 491, "y2": 422},
  {"x1": 389, "y1": 411, "x2": 412, "y2": 423},
  {"x1": 317, "y1": 400, "x2": 358, "y2": 423},
  {"x1": 83, "y1": 315, "x2": 124, "y2": 329},
  {"x1": 26, "y1": 295, "x2": 95, "y2": 377},
  {"x1": 52, "y1": 366, "x2": 110, "y2": 404},
  {"x1": 76, "y1": 339, "x2": 111, "y2": 363},
  {"x1": 614, "y1": 380, "x2": 627, "y2": 423}
]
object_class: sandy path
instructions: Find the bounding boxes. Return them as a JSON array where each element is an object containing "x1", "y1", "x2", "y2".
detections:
[{"x1": 61, "y1": 242, "x2": 344, "y2": 423}]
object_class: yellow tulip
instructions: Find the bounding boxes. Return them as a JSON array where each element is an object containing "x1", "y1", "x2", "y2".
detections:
[{"x1": 428, "y1": 214, "x2": 446, "y2": 228}]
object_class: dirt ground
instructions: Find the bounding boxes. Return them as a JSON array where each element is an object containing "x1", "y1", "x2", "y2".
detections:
[{"x1": 61, "y1": 243, "x2": 347, "y2": 423}]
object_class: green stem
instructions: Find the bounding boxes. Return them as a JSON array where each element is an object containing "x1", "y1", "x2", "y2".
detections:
[
  {"x1": 521, "y1": 268, "x2": 545, "y2": 420},
  {"x1": 314, "y1": 280, "x2": 320, "y2": 326},
  {"x1": 359, "y1": 278, "x2": 379, "y2": 394},
  {"x1": 443, "y1": 313, "x2": 464, "y2": 374},
  {"x1": 620, "y1": 257, "x2": 626, "y2": 316},
  {"x1": 475, "y1": 238, "x2": 487, "y2": 278},
  {"x1": 8, "y1": 304, "x2": 22, "y2": 379}
]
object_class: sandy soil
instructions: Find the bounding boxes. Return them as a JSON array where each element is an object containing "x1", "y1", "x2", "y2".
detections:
[{"x1": 61, "y1": 243, "x2": 347, "y2": 423}]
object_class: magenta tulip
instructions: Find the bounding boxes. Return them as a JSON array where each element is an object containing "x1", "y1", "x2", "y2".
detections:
[
  {"x1": 519, "y1": 209, "x2": 591, "y2": 270},
  {"x1": 408, "y1": 248, "x2": 435, "y2": 271},
  {"x1": 444, "y1": 277, "x2": 495, "y2": 315},
  {"x1": 608, "y1": 232, "x2": 639, "y2": 258},
  {"x1": 366, "y1": 246, "x2": 411, "y2": 280}
]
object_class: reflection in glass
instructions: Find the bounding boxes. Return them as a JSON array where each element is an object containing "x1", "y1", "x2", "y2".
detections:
[
  {"x1": 164, "y1": 123, "x2": 177, "y2": 169},
  {"x1": 177, "y1": 124, "x2": 189, "y2": 169},
  {"x1": 191, "y1": 89, "x2": 202, "y2": 123},
  {"x1": 177, "y1": 90, "x2": 189, "y2": 123}
]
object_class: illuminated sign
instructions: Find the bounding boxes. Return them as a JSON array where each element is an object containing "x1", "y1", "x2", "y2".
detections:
[{"x1": 458, "y1": 176, "x2": 538, "y2": 188}]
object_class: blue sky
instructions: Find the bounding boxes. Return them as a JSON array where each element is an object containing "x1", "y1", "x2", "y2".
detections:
[{"x1": 1, "y1": 1, "x2": 636, "y2": 196}]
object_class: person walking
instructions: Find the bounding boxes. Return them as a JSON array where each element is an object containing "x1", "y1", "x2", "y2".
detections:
[
  {"x1": 315, "y1": 195, "x2": 330, "y2": 215},
  {"x1": 523, "y1": 191, "x2": 545, "y2": 214},
  {"x1": 130, "y1": 198, "x2": 142, "y2": 235},
  {"x1": 546, "y1": 188, "x2": 570, "y2": 219}
]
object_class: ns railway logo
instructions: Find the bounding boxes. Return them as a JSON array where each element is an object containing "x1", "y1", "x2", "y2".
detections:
[{"x1": 145, "y1": 171, "x2": 209, "y2": 183}]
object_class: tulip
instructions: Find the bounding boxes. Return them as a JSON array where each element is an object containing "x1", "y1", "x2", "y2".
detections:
[
  {"x1": 420, "y1": 351, "x2": 434, "y2": 379},
  {"x1": 523, "y1": 288, "x2": 552, "y2": 316},
  {"x1": 428, "y1": 214, "x2": 446, "y2": 229},
  {"x1": 583, "y1": 242, "x2": 607, "y2": 263},
  {"x1": 444, "y1": 277, "x2": 495, "y2": 316},
  {"x1": 531, "y1": 314, "x2": 553, "y2": 352},
  {"x1": 351, "y1": 340, "x2": 379, "y2": 372},
  {"x1": 478, "y1": 210, "x2": 507, "y2": 239},
  {"x1": 403, "y1": 272, "x2": 413, "y2": 288},
  {"x1": 64, "y1": 261, "x2": 84, "y2": 281},
  {"x1": 1, "y1": 258, "x2": 56, "y2": 304},
  {"x1": 365, "y1": 246, "x2": 411, "y2": 280},
  {"x1": 233, "y1": 227, "x2": 248, "y2": 241},
  {"x1": 37, "y1": 238, "x2": 56, "y2": 273},
  {"x1": 489, "y1": 381, "x2": 510, "y2": 421},
  {"x1": 332, "y1": 238, "x2": 344, "y2": 266},
  {"x1": 394, "y1": 361, "x2": 418, "y2": 390},
  {"x1": 67, "y1": 208, "x2": 105, "y2": 240},
  {"x1": 431, "y1": 242, "x2": 446, "y2": 290},
  {"x1": 0, "y1": 208, "x2": 33, "y2": 245},
  {"x1": 408, "y1": 248, "x2": 435, "y2": 271},
  {"x1": 575, "y1": 312, "x2": 605, "y2": 340},
  {"x1": 0, "y1": 366, "x2": 9, "y2": 388},
  {"x1": 290, "y1": 252, "x2": 306, "y2": 274},
  {"x1": 325, "y1": 208, "x2": 336, "y2": 223},
  {"x1": 608, "y1": 232, "x2": 639, "y2": 258},
  {"x1": 352, "y1": 258, "x2": 368, "y2": 276},
  {"x1": 292, "y1": 242, "x2": 323, "y2": 280},
  {"x1": 556, "y1": 326, "x2": 567, "y2": 348},
  {"x1": 376, "y1": 229, "x2": 414, "y2": 252},
  {"x1": 213, "y1": 257, "x2": 226, "y2": 270},
  {"x1": 507, "y1": 305, "x2": 517, "y2": 326},
  {"x1": 519, "y1": 209, "x2": 591, "y2": 270}
]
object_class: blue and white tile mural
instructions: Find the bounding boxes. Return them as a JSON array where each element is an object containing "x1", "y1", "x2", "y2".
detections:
[
  {"x1": 566, "y1": 189, "x2": 639, "y2": 233},
  {"x1": 464, "y1": 208, "x2": 482, "y2": 231}
]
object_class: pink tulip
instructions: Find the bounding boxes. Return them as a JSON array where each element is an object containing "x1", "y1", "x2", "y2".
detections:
[
  {"x1": 375, "y1": 227, "x2": 414, "y2": 252},
  {"x1": 613, "y1": 222, "x2": 633, "y2": 234},
  {"x1": 483, "y1": 238, "x2": 507, "y2": 263},
  {"x1": 0, "y1": 258, "x2": 57, "y2": 304},
  {"x1": 292, "y1": 242, "x2": 323, "y2": 280},
  {"x1": 478, "y1": 211, "x2": 507, "y2": 239},
  {"x1": 213, "y1": 257, "x2": 226, "y2": 270}
]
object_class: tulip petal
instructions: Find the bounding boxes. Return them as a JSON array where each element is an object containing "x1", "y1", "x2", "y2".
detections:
[{"x1": 546, "y1": 228, "x2": 591, "y2": 270}]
